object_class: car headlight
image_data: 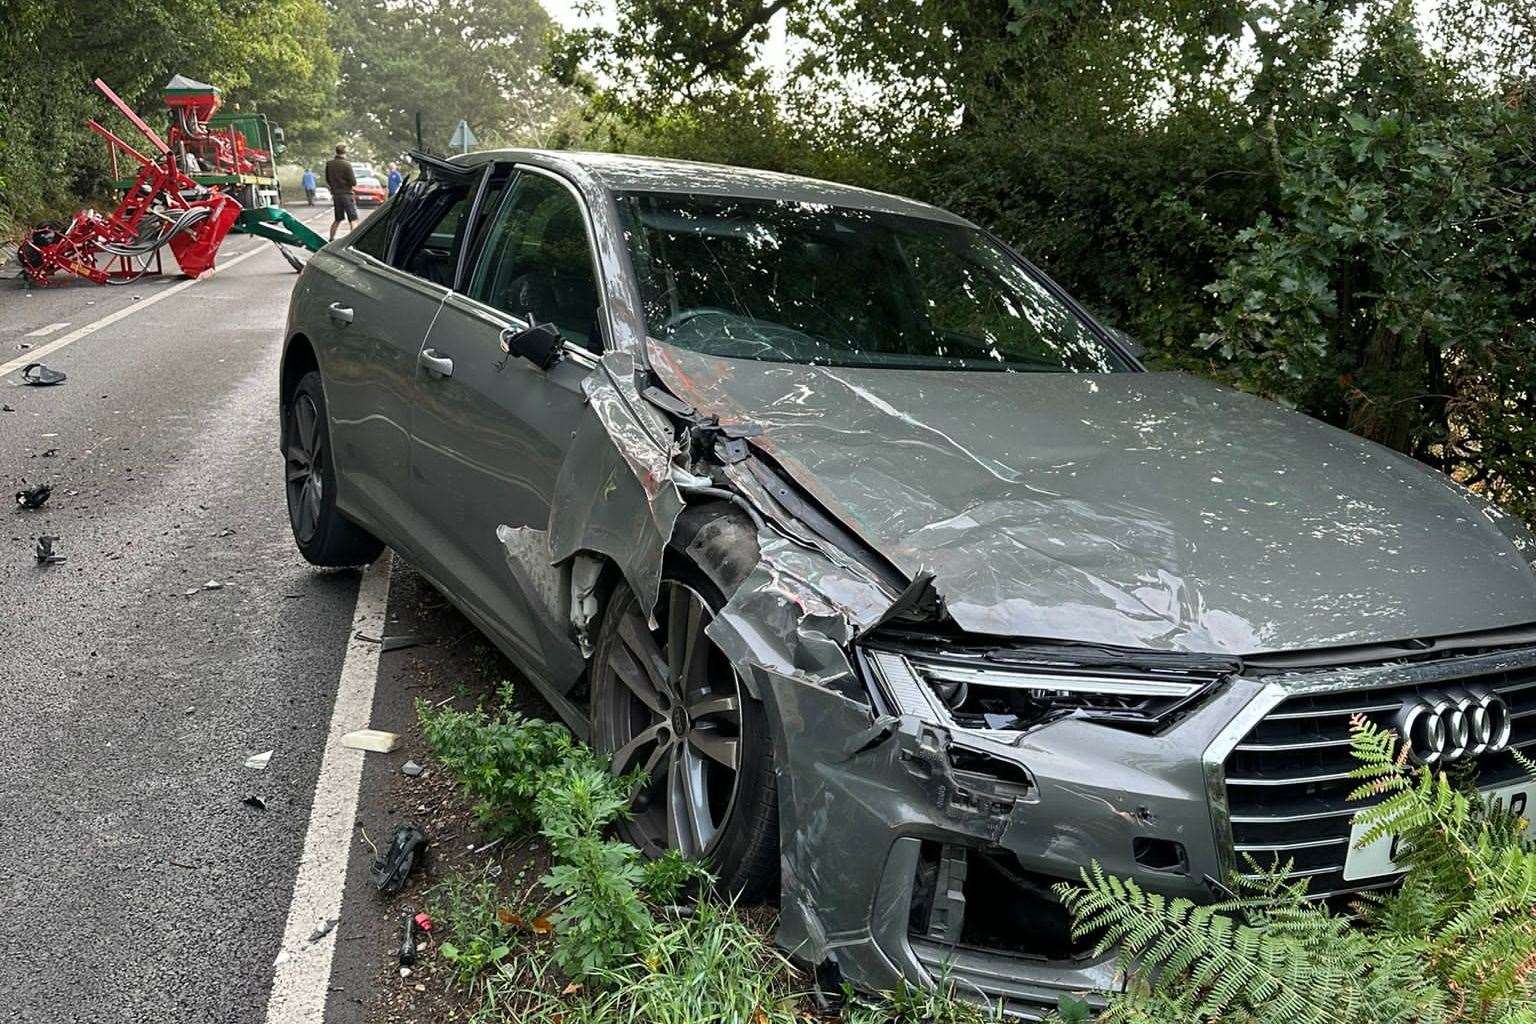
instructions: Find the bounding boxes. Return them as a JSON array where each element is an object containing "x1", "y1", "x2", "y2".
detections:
[{"x1": 862, "y1": 645, "x2": 1227, "y2": 734}]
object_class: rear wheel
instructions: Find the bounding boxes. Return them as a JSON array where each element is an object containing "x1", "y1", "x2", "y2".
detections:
[
  {"x1": 284, "y1": 370, "x2": 384, "y2": 567},
  {"x1": 590, "y1": 568, "x2": 778, "y2": 900}
]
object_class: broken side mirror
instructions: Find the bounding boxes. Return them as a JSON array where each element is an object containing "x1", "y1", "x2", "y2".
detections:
[{"x1": 500, "y1": 320, "x2": 562, "y2": 370}]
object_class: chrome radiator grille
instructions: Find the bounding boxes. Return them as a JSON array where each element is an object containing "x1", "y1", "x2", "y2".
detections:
[{"x1": 1222, "y1": 667, "x2": 1536, "y2": 898}]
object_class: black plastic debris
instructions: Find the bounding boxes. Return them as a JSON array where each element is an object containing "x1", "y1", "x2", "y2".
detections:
[
  {"x1": 15, "y1": 483, "x2": 51, "y2": 509},
  {"x1": 398, "y1": 912, "x2": 419, "y2": 965},
  {"x1": 370, "y1": 824, "x2": 427, "y2": 894},
  {"x1": 382, "y1": 634, "x2": 426, "y2": 653},
  {"x1": 242, "y1": 794, "x2": 267, "y2": 811},
  {"x1": 34, "y1": 535, "x2": 64, "y2": 564},
  {"x1": 354, "y1": 631, "x2": 430, "y2": 652},
  {"x1": 1, "y1": 404, "x2": 13, "y2": 413},
  {"x1": 20, "y1": 363, "x2": 66, "y2": 386}
]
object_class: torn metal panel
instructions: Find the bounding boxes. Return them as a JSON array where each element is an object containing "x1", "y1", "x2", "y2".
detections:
[
  {"x1": 703, "y1": 531, "x2": 894, "y2": 700},
  {"x1": 548, "y1": 352, "x2": 686, "y2": 621},
  {"x1": 647, "y1": 340, "x2": 1536, "y2": 655},
  {"x1": 496, "y1": 524, "x2": 585, "y2": 678}
]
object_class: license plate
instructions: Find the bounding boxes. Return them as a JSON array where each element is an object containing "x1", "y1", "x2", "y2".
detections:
[{"x1": 1343, "y1": 780, "x2": 1535, "y2": 881}]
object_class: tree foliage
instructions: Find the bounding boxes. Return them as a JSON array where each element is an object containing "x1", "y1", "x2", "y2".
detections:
[
  {"x1": 556, "y1": 0, "x2": 1536, "y2": 525},
  {"x1": 327, "y1": 0, "x2": 574, "y2": 162},
  {"x1": 0, "y1": 0, "x2": 336, "y2": 223}
]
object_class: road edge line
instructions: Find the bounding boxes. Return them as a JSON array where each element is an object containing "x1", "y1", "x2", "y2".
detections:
[
  {"x1": 263, "y1": 551, "x2": 393, "y2": 1024},
  {"x1": 2, "y1": 241, "x2": 273, "y2": 379}
]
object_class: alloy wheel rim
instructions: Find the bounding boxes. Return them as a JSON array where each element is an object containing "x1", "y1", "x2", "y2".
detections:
[
  {"x1": 600, "y1": 581, "x2": 744, "y2": 860},
  {"x1": 285, "y1": 393, "x2": 325, "y2": 544}
]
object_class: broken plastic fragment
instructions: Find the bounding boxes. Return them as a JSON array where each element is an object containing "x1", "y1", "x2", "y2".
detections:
[
  {"x1": 308, "y1": 917, "x2": 337, "y2": 942},
  {"x1": 20, "y1": 363, "x2": 66, "y2": 386},
  {"x1": 401, "y1": 760, "x2": 424, "y2": 777},
  {"x1": 34, "y1": 535, "x2": 64, "y2": 564},
  {"x1": 381, "y1": 634, "x2": 424, "y2": 652},
  {"x1": 15, "y1": 483, "x2": 51, "y2": 509},
  {"x1": 244, "y1": 750, "x2": 273, "y2": 770},
  {"x1": 242, "y1": 794, "x2": 267, "y2": 811},
  {"x1": 341, "y1": 728, "x2": 400, "y2": 753},
  {"x1": 370, "y1": 824, "x2": 427, "y2": 894}
]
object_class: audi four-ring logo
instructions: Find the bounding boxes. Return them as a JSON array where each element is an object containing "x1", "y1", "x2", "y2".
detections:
[{"x1": 1398, "y1": 689, "x2": 1513, "y2": 764}]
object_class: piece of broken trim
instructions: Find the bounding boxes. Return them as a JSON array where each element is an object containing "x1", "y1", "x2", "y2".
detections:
[
  {"x1": 244, "y1": 749, "x2": 273, "y2": 770},
  {"x1": 20, "y1": 363, "x2": 66, "y2": 386},
  {"x1": 15, "y1": 483, "x2": 51, "y2": 510},
  {"x1": 370, "y1": 824, "x2": 427, "y2": 894},
  {"x1": 341, "y1": 728, "x2": 400, "y2": 753},
  {"x1": 34, "y1": 535, "x2": 64, "y2": 564},
  {"x1": 353, "y1": 631, "x2": 429, "y2": 652}
]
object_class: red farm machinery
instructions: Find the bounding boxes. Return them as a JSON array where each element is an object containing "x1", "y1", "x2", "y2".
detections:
[{"x1": 18, "y1": 76, "x2": 325, "y2": 288}]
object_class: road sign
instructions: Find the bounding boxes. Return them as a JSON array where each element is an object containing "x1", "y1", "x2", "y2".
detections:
[{"x1": 449, "y1": 119, "x2": 477, "y2": 153}]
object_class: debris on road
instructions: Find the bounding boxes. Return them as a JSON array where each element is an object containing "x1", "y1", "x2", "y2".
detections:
[
  {"x1": 354, "y1": 631, "x2": 429, "y2": 652},
  {"x1": 244, "y1": 750, "x2": 273, "y2": 770},
  {"x1": 341, "y1": 728, "x2": 400, "y2": 753},
  {"x1": 15, "y1": 483, "x2": 51, "y2": 509},
  {"x1": 34, "y1": 535, "x2": 65, "y2": 564},
  {"x1": 20, "y1": 363, "x2": 67, "y2": 386},
  {"x1": 369, "y1": 824, "x2": 427, "y2": 894},
  {"x1": 308, "y1": 917, "x2": 338, "y2": 943},
  {"x1": 413, "y1": 911, "x2": 432, "y2": 932},
  {"x1": 401, "y1": 760, "x2": 424, "y2": 777},
  {"x1": 242, "y1": 794, "x2": 267, "y2": 811},
  {"x1": 1, "y1": 405, "x2": 13, "y2": 412},
  {"x1": 398, "y1": 912, "x2": 419, "y2": 965}
]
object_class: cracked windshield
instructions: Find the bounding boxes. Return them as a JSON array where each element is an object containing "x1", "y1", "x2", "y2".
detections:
[{"x1": 618, "y1": 192, "x2": 1129, "y2": 372}]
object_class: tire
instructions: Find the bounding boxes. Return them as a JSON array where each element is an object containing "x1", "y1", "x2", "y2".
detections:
[
  {"x1": 284, "y1": 370, "x2": 385, "y2": 567},
  {"x1": 589, "y1": 563, "x2": 779, "y2": 901}
]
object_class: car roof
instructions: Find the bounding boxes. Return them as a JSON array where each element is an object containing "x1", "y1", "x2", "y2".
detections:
[{"x1": 451, "y1": 148, "x2": 972, "y2": 225}]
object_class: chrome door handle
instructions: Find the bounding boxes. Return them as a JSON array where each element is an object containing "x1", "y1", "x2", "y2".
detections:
[
  {"x1": 327, "y1": 302, "x2": 354, "y2": 325},
  {"x1": 418, "y1": 347, "x2": 454, "y2": 378}
]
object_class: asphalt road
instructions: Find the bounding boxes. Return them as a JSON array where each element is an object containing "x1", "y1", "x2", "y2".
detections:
[{"x1": 0, "y1": 223, "x2": 507, "y2": 1023}]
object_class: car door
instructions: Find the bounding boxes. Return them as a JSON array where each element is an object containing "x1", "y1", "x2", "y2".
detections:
[
  {"x1": 409, "y1": 166, "x2": 606, "y2": 685},
  {"x1": 311, "y1": 196, "x2": 444, "y2": 543}
]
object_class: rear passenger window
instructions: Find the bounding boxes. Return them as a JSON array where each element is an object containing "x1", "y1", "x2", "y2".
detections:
[
  {"x1": 388, "y1": 177, "x2": 475, "y2": 286},
  {"x1": 350, "y1": 202, "x2": 396, "y2": 260},
  {"x1": 468, "y1": 173, "x2": 603, "y2": 351}
]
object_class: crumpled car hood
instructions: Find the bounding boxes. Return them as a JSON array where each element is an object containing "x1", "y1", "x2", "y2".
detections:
[{"x1": 648, "y1": 342, "x2": 1536, "y2": 655}]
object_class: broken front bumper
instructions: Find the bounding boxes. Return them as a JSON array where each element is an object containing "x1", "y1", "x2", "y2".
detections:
[
  {"x1": 735, "y1": 659, "x2": 1268, "y2": 1016},
  {"x1": 735, "y1": 636, "x2": 1536, "y2": 1017}
]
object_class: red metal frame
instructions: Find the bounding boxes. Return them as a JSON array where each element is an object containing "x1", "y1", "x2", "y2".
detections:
[{"x1": 19, "y1": 78, "x2": 241, "y2": 287}]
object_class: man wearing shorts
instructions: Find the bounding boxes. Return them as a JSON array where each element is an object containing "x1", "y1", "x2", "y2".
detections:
[{"x1": 325, "y1": 144, "x2": 359, "y2": 241}]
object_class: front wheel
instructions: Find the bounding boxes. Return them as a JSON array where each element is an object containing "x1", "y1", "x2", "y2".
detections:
[
  {"x1": 589, "y1": 569, "x2": 779, "y2": 900},
  {"x1": 284, "y1": 370, "x2": 384, "y2": 567}
]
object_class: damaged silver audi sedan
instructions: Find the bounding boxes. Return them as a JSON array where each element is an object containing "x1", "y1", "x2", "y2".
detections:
[{"x1": 281, "y1": 149, "x2": 1536, "y2": 1014}]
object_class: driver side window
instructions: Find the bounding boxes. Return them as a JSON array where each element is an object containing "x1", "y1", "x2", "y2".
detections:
[{"x1": 469, "y1": 172, "x2": 603, "y2": 352}]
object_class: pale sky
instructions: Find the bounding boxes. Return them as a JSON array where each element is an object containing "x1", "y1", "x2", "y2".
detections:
[{"x1": 538, "y1": 0, "x2": 797, "y2": 79}]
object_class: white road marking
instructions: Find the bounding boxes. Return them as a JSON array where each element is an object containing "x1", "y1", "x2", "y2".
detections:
[
  {"x1": 24, "y1": 322, "x2": 71, "y2": 337},
  {"x1": 263, "y1": 552, "x2": 394, "y2": 1023},
  {"x1": 0, "y1": 244, "x2": 273, "y2": 380}
]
